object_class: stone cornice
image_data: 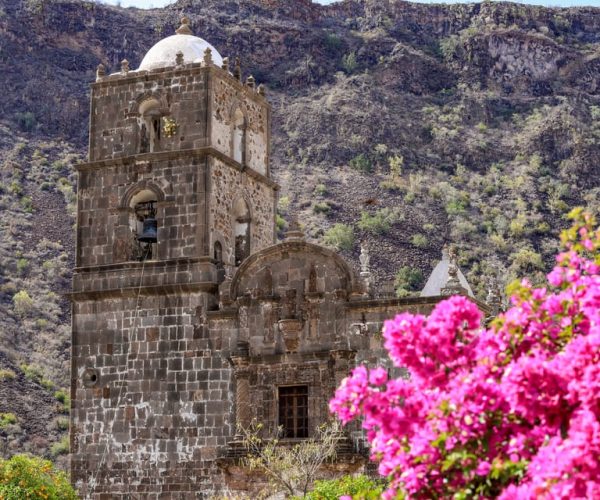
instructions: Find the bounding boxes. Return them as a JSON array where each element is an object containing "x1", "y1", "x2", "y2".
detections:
[
  {"x1": 67, "y1": 282, "x2": 218, "y2": 301},
  {"x1": 73, "y1": 257, "x2": 211, "y2": 274},
  {"x1": 345, "y1": 294, "x2": 491, "y2": 313},
  {"x1": 76, "y1": 147, "x2": 279, "y2": 190},
  {"x1": 92, "y1": 64, "x2": 271, "y2": 109}
]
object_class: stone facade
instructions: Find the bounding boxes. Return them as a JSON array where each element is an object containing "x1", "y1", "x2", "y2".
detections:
[{"x1": 71, "y1": 19, "x2": 488, "y2": 499}]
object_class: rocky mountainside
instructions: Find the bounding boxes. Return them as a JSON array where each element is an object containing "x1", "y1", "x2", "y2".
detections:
[{"x1": 1, "y1": 0, "x2": 600, "y2": 463}]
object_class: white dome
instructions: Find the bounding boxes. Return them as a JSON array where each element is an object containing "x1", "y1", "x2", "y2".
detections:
[{"x1": 138, "y1": 19, "x2": 223, "y2": 71}]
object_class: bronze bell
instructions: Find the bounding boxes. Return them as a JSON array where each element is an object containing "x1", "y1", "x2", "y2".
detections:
[{"x1": 138, "y1": 217, "x2": 157, "y2": 243}]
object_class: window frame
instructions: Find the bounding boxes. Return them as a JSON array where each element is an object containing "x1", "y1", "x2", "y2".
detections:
[{"x1": 278, "y1": 385, "x2": 309, "y2": 439}]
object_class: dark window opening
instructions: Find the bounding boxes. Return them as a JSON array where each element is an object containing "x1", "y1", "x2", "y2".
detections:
[
  {"x1": 133, "y1": 200, "x2": 157, "y2": 261},
  {"x1": 233, "y1": 198, "x2": 251, "y2": 267},
  {"x1": 138, "y1": 98, "x2": 163, "y2": 154},
  {"x1": 234, "y1": 219, "x2": 250, "y2": 266},
  {"x1": 278, "y1": 385, "x2": 308, "y2": 439},
  {"x1": 232, "y1": 108, "x2": 246, "y2": 164},
  {"x1": 152, "y1": 117, "x2": 161, "y2": 144},
  {"x1": 214, "y1": 241, "x2": 225, "y2": 283}
]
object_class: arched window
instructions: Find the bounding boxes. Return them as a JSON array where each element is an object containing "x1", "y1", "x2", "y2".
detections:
[
  {"x1": 232, "y1": 108, "x2": 246, "y2": 164},
  {"x1": 129, "y1": 189, "x2": 158, "y2": 261},
  {"x1": 214, "y1": 241, "x2": 225, "y2": 283},
  {"x1": 232, "y1": 198, "x2": 250, "y2": 266},
  {"x1": 139, "y1": 99, "x2": 162, "y2": 153}
]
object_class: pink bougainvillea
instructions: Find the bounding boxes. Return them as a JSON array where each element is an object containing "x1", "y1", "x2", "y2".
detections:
[{"x1": 330, "y1": 209, "x2": 600, "y2": 499}]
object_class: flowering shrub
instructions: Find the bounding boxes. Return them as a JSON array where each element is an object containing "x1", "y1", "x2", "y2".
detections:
[
  {"x1": 330, "y1": 209, "x2": 600, "y2": 499},
  {"x1": 0, "y1": 454, "x2": 77, "y2": 499}
]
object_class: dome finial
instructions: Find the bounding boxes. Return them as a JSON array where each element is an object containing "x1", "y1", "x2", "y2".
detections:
[{"x1": 176, "y1": 16, "x2": 193, "y2": 35}]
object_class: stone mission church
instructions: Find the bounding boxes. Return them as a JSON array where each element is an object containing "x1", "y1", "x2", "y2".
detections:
[{"x1": 70, "y1": 18, "x2": 487, "y2": 498}]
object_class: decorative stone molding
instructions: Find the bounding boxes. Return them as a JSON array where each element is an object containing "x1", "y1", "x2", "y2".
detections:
[{"x1": 96, "y1": 63, "x2": 106, "y2": 81}]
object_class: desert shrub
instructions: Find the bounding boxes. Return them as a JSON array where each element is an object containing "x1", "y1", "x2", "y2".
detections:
[
  {"x1": 349, "y1": 153, "x2": 371, "y2": 173},
  {"x1": 323, "y1": 224, "x2": 354, "y2": 251},
  {"x1": 411, "y1": 234, "x2": 429, "y2": 249},
  {"x1": 0, "y1": 413, "x2": 17, "y2": 429},
  {"x1": 49, "y1": 436, "x2": 70, "y2": 458},
  {"x1": 13, "y1": 290, "x2": 34, "y2": 316},
  {"x1": 278, "y1": 195, "x2": 290, "y2": 215},
  {"x1": 20, "y1": 364, "x2": 53, "y2": 391},
  {"x1": 342, "y1": 51, "x2": 357, "y2": 74},
  {"x1": 509, "y1": 247, "x2": 544, "y2": 275},
  {"x1": 0, "y1": 454, "x2": 77, "y2": 499},
  {"x1": 451, "y1": 220, "x2": 478, "y2": 240},
  {"x1": 313, "y1": 184, "x2": 327, "y2": 196},
  {"x1": 16, "y1": 258, "x2": 29, "y2": 276},
  {"x1": 439, "y1": 35, "x2": 461, "y2": 60},
  {"x1": 445, "y1": 191, "x2": 470, "y2": 215},
  {"x1": 276, "y1": 214, "x2": 287, "y2": 233},
  {"x1": 313, "y1": 202, "x2": 331, "y2": 214},
  {"x1": 15, "y1": 112, "x2": 36, "y2": 132},
  {"x1": 509, "y1": 213, "x2": 530, "y2": 238},
  {"x1": 394, "y1": 267, "x2": 424, "y2": 297},
  {"x1": 54, "y1": 390, "x2": 70, "y2": 413},
  {"x1": 358, "y1": 208, "x2": 397, "y2": 235},
  {"x1": 323, "y1": 33, "x2": 343, "y2": 55},
  {"x1": 55, "y1": 417, "x2": 69, "y2": 431},
  {"x1": 302, "y1": 474, "x2": 385, "y2": 499},
  {"x1": 9, "y1": 180, "x2": 22, "y2": 195},
  {"x1": 373, "y1": 143, "x2": 388, "y2": 157},
  {"x1": 0, "y1": 369, "x2": 16, "y2": 381},
  {"x1": 388, "y1": 154, "x2": 403, "y2": 180},
  {"x1": 20, "y1": 196, "x2": 33, "y2": 213}
]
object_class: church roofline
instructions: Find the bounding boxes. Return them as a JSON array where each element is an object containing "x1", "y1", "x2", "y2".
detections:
[
  {"x1": 92, "y1": 64, "x2": 270, "y2": 108},
  {"x1": 75, "y1": 147, "x2": 279, "y2": 190},
  {"x1": 346, "y1": 294, "x2": 490, "y2": 314}
]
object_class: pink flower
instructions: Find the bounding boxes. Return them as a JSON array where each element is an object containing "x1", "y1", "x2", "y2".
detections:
[
  {"x1": 330, "y1": 212, "x2": 600, "y2": 499},
  {"x1": 476, "y1": 461, "x2": 491, "y2": 476}
]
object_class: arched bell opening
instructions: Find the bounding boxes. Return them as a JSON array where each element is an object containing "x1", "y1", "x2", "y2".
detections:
[
  {"x1": 232, "y1": 198, "x2": 251, "y2": 267},
  {"x1": 214, "y1": 240, "x2": 225, "y2": 284},
  {"x1": 231, "y1": 107, "x2": 246, "y2": 165},
  {"x1": 138, "y1": 98, "x2": 163, "y2": 154},
  {"x1": 130, "y1": 189, "x2": 158, "y2": 261}
]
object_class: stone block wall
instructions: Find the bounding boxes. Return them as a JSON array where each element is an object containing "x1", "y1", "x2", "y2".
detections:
[
  {"x1": 71, "y1": 291, "x2": 235, "y2": 498},
  {"x1": 76, "y1": 154, "x2": 211, "y2": 267},
  {"x1": 90, "y1": 67, "x2": 209, "y2": 162},
  {"x1": 209, "y1": 157, "x2": 277, "y2": 269},
  {"x1": 211, "y1": 71, "x2": 270, "y2": 176}
]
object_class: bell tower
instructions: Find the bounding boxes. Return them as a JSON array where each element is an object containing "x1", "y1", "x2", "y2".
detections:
[{"x1": 70, "y1": 17, "x2": 276, "y2": 497}]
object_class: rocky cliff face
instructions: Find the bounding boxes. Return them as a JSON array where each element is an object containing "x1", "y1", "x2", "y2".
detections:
[{"x1": 1, "y1": 0, "x2": 600, "y2": 463}]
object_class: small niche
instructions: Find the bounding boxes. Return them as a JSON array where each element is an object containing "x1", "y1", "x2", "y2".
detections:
[{"x1": 82, "y1": 368, "x2": 99, "y2": 388}]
